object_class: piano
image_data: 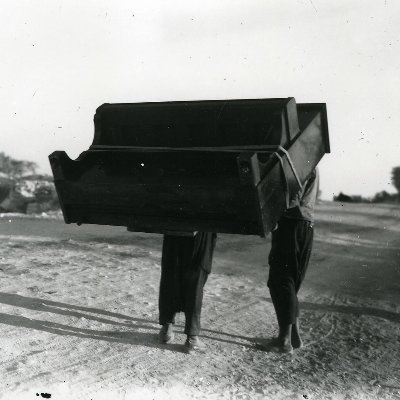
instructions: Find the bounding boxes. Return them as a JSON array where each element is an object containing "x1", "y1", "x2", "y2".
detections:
[{"x1": 49, "y1": 97, "x2": 329, "y2": 237}]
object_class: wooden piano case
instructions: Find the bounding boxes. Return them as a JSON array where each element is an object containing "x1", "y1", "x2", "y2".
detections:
[{"x1": 49, "y1": 98, "x2": 329, "y2": 237}]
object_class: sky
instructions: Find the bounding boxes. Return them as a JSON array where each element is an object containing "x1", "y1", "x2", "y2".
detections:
[{"x1": 1, "y1": 0, "x2": 399, "y2": 200}]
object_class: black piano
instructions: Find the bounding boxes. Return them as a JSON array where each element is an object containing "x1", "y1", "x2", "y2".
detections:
[{"x1": 49, "y1": 97, "x2": 329, "y2": 237}]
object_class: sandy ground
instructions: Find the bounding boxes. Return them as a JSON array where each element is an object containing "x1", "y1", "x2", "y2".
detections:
[{"x1": 0, "y1": 201, "x2": 399, "y2": 400}]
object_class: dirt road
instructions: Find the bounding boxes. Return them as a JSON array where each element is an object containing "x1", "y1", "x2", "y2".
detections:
[{"x1": 0, "y1": 201, "x2": 399, "y2": 399}]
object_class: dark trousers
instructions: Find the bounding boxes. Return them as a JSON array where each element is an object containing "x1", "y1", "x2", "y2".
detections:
[
  {"x1": 159, "y1": 232, "x2": 217, "y2": 336},
  {"x1": 267, "y1": 218, "x2": 314, "y2": 326}
]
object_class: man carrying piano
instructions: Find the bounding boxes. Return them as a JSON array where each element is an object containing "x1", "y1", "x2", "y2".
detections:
[
  {"x1": 266, "y1": 168, "x2": 319, "y2": 353},
  {"x1": 158, "y1": 232, "x2": 217, "y2": 353}
]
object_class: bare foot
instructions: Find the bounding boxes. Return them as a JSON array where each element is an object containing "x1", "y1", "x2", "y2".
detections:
[
  {"x1": 185, "y1": 336, "x2": 206, "y2": 354},
  {"x1": 291, "y1": 329, "x2": 303, "y2": 349},
  {"x1": 292, "y1": 319, "x2": 303, "y2": 349},
  {"x1": 159, "y1": 324, "x2": 174, "y2": 344},
  {"x1": 257, "y1": 338, "x2": 293, "y2": 353}
]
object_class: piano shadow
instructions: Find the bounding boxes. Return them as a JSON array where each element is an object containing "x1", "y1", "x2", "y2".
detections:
[{"x1": 0, "y1": 292, "x2": 256, "y2": 351}]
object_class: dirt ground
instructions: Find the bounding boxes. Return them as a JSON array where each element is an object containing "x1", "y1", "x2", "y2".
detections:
[{"x1": 0, "y1": 201, "x2": 399, "y2": 400}]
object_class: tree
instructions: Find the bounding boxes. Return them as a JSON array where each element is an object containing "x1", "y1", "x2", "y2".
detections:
[
  {"x1": 392, "y1": 167, "x2": 400, "y2": 197},
  {"x1": 0, "y1": 152, "x2": 38, "y2": 178},
  {"x1": 372, "y1": 190, "x2": 392, "y2": 203},
  {"x1": 333, "y1": 192, "x2": 353, "y2": 202}
]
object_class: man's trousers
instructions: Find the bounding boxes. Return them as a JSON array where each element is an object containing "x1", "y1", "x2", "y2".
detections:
[
  {"x1": 159, "y1": 232, "x2": 217, "y2": 336},
  {"x1": 267, "y1": 218, "x2": 314, "y2": 326}
]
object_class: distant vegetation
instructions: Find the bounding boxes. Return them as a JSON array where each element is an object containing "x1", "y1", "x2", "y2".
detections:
[
  {"x1": 392, "y1": 167, "x2": 400, "y2": 196},
  {"x1": 333, "y1": 191, "x2": 398, "y2": 204},
  {"x1": 334, "y1": 166, "x2": 400, "y2": 204},
  {"x1": 0, "y1": 152, "x2": 38, "y2": 178},
  {"x1": 0, "y1": 152, "x2": 59, "y2": 214}
]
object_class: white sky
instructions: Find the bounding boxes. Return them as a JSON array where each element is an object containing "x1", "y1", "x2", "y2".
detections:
[{"x1": 1, "y1": 0, "x2": 399, "y2": 199}]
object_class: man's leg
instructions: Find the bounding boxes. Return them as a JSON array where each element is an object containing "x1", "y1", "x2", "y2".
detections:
[
  {"x1": 267, "y1": 219, "x2": 299, "y2": 352},
  {"x1": 183, "y1": 267, "x2": 209, "y2": 336},
  {"x1": 182, "y1": 232, "x2": 216, "y2": 352},
  {"x1": 291, "y1": 318, "x2": 302, "y2": 349},
  {"x1": 291, "y1": 221, "x2": 314, "y2": 348},
  {"x1": 183, "y1": 267, "x2": 209, "y2": 352},
  {"x1": 158, "y1": 235, "x2": 183, "y2": 343},
  {"x1": 268, "y1": 278, "x2": 296, "y2": 352}
]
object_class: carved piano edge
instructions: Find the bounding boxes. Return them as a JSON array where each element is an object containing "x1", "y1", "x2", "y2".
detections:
[
  {"x1": 48, "y1": 146, "x2": 284, "y2": 190},
  {"x1": 49, "y1": 151, "x2": 89, "y2": 178}
]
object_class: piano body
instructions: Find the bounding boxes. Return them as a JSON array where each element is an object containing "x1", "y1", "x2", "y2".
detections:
[{"x1": 49, "y1": 98, "x2": 329, "y2": 237}]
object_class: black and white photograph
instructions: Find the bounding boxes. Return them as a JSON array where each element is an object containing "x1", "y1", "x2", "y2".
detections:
[{"x1": 0, "y1": 1, "x2": 399, "y2": 399}]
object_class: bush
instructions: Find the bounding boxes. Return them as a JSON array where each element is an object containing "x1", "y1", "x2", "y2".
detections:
[
  {"x1": 372, "y1": 191, "x2": 399, "y2": 203},
  {"x1": 333, "y1": 192, "x2": 356, "y2": 203}
]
